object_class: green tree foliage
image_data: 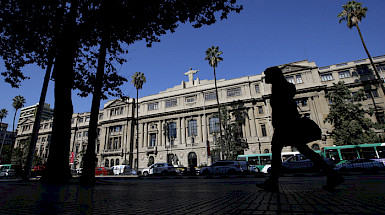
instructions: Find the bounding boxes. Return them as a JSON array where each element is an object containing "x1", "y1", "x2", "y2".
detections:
[
  {"x1": 213, "y1": 101, "x2": 248, "y2": 160},
  {"x1": 324, "y1": 81, "x2": 381, "y2": 145},
  {"x1": 338, "y1": 1, "x2": 385, "y2": 95},
  {"x1": 0, "y1": 109, "x2": 8, "y2": 123}
]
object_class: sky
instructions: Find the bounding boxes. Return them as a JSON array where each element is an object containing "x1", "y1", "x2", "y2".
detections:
[{"x1": 1, "y1": 0, "x2": 385, "y2": 130}]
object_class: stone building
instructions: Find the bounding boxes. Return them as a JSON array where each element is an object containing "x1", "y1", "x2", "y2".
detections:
[{"x1": 15, "y1": 55, "x2": 385, "y2": 170}]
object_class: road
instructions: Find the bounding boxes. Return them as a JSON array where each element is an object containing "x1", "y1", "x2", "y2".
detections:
[{"x1": 0, "y1": 174, "x2": 385, "y2": 214}]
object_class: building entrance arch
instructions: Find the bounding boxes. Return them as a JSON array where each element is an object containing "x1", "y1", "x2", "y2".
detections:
[{"x1": 188, "y1": 152, "x2": 197, "y2": 167}]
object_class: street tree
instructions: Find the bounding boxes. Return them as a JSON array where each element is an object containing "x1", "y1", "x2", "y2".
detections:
[
  {"x1": 11, "y1": 95, "x2": 26, "y2": 156},
  {"x1": 0, "y1": 109, "x2": 8, "y2": 124},
  {"x1": 338, "y1": 1, "x2": 385, "y2": 95},
  {"x1": 205, "y1": 46, "x2": 225, "y2": 159},
  {"x1": 213, "y1": 101, "x2": 248, "y2": 160},
  {"x1": 1, "y1": 0, "x2": 243, "y2": 183},
  {"x1": 324, "y1": 81, "x2": 382, "y2": 145},
  {"x1": 132, "y1": 72, "x2": 146, "y2": 170}
]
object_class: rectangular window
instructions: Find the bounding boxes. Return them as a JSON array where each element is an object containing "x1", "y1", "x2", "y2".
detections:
[
  {"x1": 99, "y1": 113, "x2": 103, "y2": 120},
  {"x1": 78, "y1": 118, "x2": 84, "y2": 123},
  {"x1": 258, "y1": 106, "x2": 264, "y2": 114},
  {"x1": 186, "y1": 96, "x2": 196, "y2": 103},
  {"x1": 148, "y1": 102, "x2": 159, "y2": 111},
  {"x1": 188, "y1": 120, "x2": 197, "y2": 137},
  {"x1": 321, "y1": 74, "x2": 333, "y2": 81},
  {"x1": 109, "y1": 125, "x2": 122, "y2": 135},
  {"x1": 209, "y1": 117, "x2": 219, "y2": 134},
  {"x1": 286, "y1": 76, "x2": 295, "y2": 84},
  {"x1": 357, "y1": 66, "x2": 370, "y2": 75},
  {"x1": 168, "y1": 122, "x2": 177, "y2": 139},
  {"x1": 205, "y1": 92, "x2": 217, "y2": 101},
  {"x1": 255, "y1": 84, "x2": 260, "y2": 93},
  {"x1": 338, "y1": 70, "x2": 351, "y2": 79},
  {"x1": 295, "y1": 75, "x2": 303, "y2": 84},
  {"x1": 150, "y1": 134, "x2": 156, "y2": 147},
  {"x1": 365, "y1": 89, "x2": 379, "y2": 99},
  {"x1": 165, "y1": 98, "x2": 177, "y2": 108},
  {"x1": 85, "y1": 117, "x2": 90, "y2": 122},
  {"x1": 261, "y1": 124, "x2": 267, "y2": 137},
  {"x1": 227, "y1": 87, "x2": 242, "y2": 97}
]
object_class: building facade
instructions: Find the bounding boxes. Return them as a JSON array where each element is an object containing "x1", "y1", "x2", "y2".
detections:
[{"x1": 15, "y1": 55, "x2": 385, "y2": 170}]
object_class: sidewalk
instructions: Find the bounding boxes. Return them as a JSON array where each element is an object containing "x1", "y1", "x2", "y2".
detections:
[{"x1": 0, "y1": 174, "x2": 384, "y2": 214}]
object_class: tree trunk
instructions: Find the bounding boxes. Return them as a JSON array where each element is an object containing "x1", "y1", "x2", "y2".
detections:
[
  {"x1": 9, "y1": 109, "x2": 17, "y2": 160},
  {"x1": 136, "y1": 90, "x2": 139, "y2": 170},
  {"x1": 80, "y1": 38, "x2": 108, "y2": 185},
  {"x1": 213, "y1": 67, "x2": 224, "y2": 160},
  {"x1": 43, "y1": 0, "x2": 79, "y2": 183},
  {"x1": 356, "y1": 24, "x2": 385, "y2": 96},
  {"x1": 23, "y1": 54, "x2": 54, "y2": 181}
]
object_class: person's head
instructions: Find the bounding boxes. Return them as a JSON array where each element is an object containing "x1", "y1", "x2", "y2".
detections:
[{"x1": 264, "y1": 66, "x2": 284, "y2": 84}]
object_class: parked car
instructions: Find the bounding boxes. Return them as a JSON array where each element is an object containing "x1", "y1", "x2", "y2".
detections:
[
  {"x1": 141, "y1": 163, "x2": 177, "y2": 176},
  {"x1": 95, "y1": 167, "x2": 113, "y2": 175},
  {"x1": 111, "y1": 165, "x2": 137, "y2": 175},
  {"x1": 0, "y1": 164, "x2": 22, "y2": 177},
  {"x1": 199, "y1": 161, "x2": 248, "y2": 176},
  {"x1": 279, "y1": 154, "x2": 335, "y2": 173},
  {"x1": 334, "y1": 158, "x2": 385, "y2": 171},
  {"x1": 31, "y1": 166, "x2": 46, "y2": 177}
]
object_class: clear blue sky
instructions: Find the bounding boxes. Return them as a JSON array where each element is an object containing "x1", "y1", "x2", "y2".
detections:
[{"x1": 1, "y1": 0, "x2": 385, "y2": 130}]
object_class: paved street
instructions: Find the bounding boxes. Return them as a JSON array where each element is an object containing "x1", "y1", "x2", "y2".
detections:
[{"x1": 0, "y1": 174, "x2": 385, "y2": 214}]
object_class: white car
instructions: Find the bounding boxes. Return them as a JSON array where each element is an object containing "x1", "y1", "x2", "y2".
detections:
[
  {"x1": 334, "y1": 158, "x2": 385, "y2": 171},
  {"x1": 111, "y1": 165, "x2": 137, "y2": 175},
  {"x1": 280, "y1": 154, "x2": 335, "y2": 172},
  {"x1": 200, "y1": 161, "x2": 248, "y2": 176},
  {"x1": 0, "y1": 169, "x2": 16, "y2": 177},
  {"x1": 141, "y1": 163, "x2": 176, "y2": 176}
]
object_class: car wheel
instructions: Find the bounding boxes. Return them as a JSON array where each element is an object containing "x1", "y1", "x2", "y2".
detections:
[
  {"x1": 201, "y1": 170, "x2": 210, "y2": 176},
  {"x1": 228, "y1": 169, "x2": 236, "y2": 175},
  {"x1": 143, "y1": 171, "x2": 148, "y2": 177}
]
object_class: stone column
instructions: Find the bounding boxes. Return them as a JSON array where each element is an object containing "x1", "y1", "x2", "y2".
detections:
[
  {"x1": 249, "y1": 107, "x2": 257, "y2": 137},
  {"x1": 181, "y1": 117, "x2": 186, "y2": 145},
  {"x1": 143, "y1": 122, "x2": 148, "y2": 148},
  {"x1": 198, "y1": 115, "x2": 203, "y2": 144}
]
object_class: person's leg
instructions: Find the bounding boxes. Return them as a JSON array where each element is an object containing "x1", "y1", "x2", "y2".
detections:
[
  {"x1": 268, "y1": 143, "x2": 284, "y2": 183},
  {"x1": 295, "y1": 144, "x2": 344, "y2": 190},
  {"x1": 256, "y1": 134, "x2": 283, "y2": 192}
]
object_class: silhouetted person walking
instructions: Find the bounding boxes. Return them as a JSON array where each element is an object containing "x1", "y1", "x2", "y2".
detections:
[{"x1": 256, "y1": 67, "x2": 344, "y2": 192}]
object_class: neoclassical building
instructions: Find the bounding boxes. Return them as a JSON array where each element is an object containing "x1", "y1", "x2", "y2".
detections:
[{"x1": 15, "y1": 55, "x2": 385, "y2": 170}]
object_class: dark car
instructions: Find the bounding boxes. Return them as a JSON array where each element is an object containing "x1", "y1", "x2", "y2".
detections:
[
  {"x1": 334, "y1": 158, "x2": 385, "y2": 171},
  {"x1": 31, "y1": 166, "x2": 46, "y2": 177}
]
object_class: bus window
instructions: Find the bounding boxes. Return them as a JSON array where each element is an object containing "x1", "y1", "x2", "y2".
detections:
[
  {"x1": 248, "y1": 157, "x2": 259, "y2": 166},
  {"x1": 340, "y1": 148, "x2": 358, "y2": 160},
  {"x1": 260, "y1": 156, "x2": 271, "y2": 165},
  {"x1": 358, "y1": 147, "x2": 377, "y2": 159},
  {"x1": 376, "y1": 146, "x2": 385, "y2": 158},
  {"x1": 282, "y1": 155, "x2": 293, "y2": 161},
  {"x1": 325, "y1": 149, "x2": 340, "y2": 163}
]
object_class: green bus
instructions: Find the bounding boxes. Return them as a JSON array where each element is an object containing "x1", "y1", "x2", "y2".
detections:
[
  {"x1": 321, "y1": 143, "x2": 385, "y2": 165},
  {"x1": 237, "y1": 151, "x2": 301, "y2": 173}
]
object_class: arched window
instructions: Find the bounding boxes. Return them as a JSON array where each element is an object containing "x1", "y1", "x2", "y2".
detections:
[
  {"x1": 105, "y1": 159, "x2": 109, "y2": 167},
  {"x1": 264, "y1": 149, "x2": 269, "y2": 153},
  {"x1": 188, "y1": 152, "x2": 197, "y2": 167},
  {"x1": 110, "y1": 159, "x2": 114, "y2": 167},
  {"x1": 116, "y1": 158, "x2": 120, "y2": 166},
  {"x1": 311, "y1": 144, "x2": 320, "y2": 151},
  {"x1": 148, "y1": 156, "x2": 154, "y2": 167}
]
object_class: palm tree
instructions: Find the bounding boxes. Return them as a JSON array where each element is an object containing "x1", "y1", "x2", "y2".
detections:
[
  {"x1": 0, "y1": 109, "x2": 8, "y2": 124},
  {"x1": 205, "y1": 46, "x2": 224, "y2": 159},
  {"x1": 338, "y1": 1, "x2": 385, "y2": 95},
  {"x1": 0, "y1": 108, "x2": 9, "y2": 156},
  {"x1": 11, "y1": 95, "x2": 26, "y2": 157},
  {"x1": 132, "y1": 72, "x2": 146, "y2": 170}
]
